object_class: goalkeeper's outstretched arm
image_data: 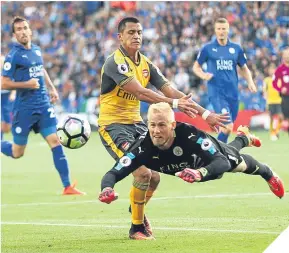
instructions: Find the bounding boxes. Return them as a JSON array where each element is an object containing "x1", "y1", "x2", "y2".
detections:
[
  {"x1": 101, "y1": 165, "x2": 135, "y2": 190},
  {"x1": 99, "y1": 153, "x2": 145, "y2": 204},
  {"x1": 176, "y1": 155, "x2": 231, "y2": 183},
  {"x1": 101, "y1": 152, "x2": 145, "y2": 190}
]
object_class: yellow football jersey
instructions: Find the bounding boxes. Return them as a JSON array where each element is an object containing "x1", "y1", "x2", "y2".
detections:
[
  {"x1": 264, "y1": 76, "x2": 281, "y2": 104},
  {"x1": 98, "y1": 46, "x2": 169, "y2": 126}
]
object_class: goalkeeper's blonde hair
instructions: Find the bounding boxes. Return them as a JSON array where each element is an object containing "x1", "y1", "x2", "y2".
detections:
[{"x1": 147, "y1": 102, "x2": 175, "y2": 123}]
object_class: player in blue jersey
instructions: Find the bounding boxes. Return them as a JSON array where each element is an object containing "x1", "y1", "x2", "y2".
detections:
[
  {"x1": 1, "y1": 90, "x2": 15, "y2": 140},
  {"x1": 193, "y1": 18, "x2": 257, "y2": 143},
  {"x1": 1, "y1": 16, "x2": 85, "y2": 195},
  {"x1": 1, "y1": 55, "x2": 16, "y2": 140}
]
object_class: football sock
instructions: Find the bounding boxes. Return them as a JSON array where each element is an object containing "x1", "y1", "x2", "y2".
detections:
[
  {"x1": 275, "y1": 118, "x2": 282, "y2": 135},
  {"x1": 145, "y1": 189, "x2": 155, "y2": 204},
  {"x1": 128, "y1": 188, "x2": 154, "y2": 213},
  {"x1": 241, "y1": 154, "x2": 273, "y2": 181},
  {"x1": 52, "y1": 145, "x2": 70, "y2": 187},
  {"x1": 218, "y1": 132, "x2": 229, "y2": 143},
  {"x1": 269, "y1": 118, "x2": 274, "y2": 135},
  {"x1": 1, "y1": 141, "x2": 13, "y2": 157},
  {"x1": 130, "y1": 182, "x2": 149, "y2": 225},
  {"x1": 228, "y1": 136, "x2": 249, "y2": 151}
]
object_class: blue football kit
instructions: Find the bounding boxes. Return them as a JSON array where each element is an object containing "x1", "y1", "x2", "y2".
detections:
[
  {"x1": 197, "y1": 39, "x2": 247, "y2": 123},
  {"x1": 1, "y1": 42, "x2": 74, "y2": 189},
  {"x1": 2, "y1": 43, "x2": 57, "y2": 145},
  {"x1": 1, "y1": 90, "x2": 13, "y2": 124}
]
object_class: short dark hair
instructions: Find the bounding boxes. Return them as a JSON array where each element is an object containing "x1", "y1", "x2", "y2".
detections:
[
  {"x1": 118, "y1": 17, "x2": 140, "y2": 33},
  {"x1": 12, "y1": 16, "x2": 28, "y2": 33},
  {"x1": 214, "y1": 18, "x2": 229, "y2": 25}
]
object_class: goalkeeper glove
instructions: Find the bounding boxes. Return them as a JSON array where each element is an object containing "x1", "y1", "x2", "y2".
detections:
[
  {"x1": 175, "y1": 168, "x2": 202, "y2": 183},
  {"x1": 98, "y1": 187, "x2": 119, "y2": 204}
]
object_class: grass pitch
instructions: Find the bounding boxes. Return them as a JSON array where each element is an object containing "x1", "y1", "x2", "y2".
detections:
[{"x1": 1, "y1": 131, "x2": 289, "y2": 253}]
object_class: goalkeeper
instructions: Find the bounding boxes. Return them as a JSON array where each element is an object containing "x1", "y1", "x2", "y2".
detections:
[{"x1": 99, "y1": 102, "x2": 284, "y2": 239}]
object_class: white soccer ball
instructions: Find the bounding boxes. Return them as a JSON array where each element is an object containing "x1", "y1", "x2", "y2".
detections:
[{"x1": 57, "y1": 115, "x2": 91, "y2": 149}]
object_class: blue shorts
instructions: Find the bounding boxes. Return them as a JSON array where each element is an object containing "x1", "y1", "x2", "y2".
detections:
[
  {"x1": 209, "y1": 96, "x2": 239, "y2": 124},
  {"x1": 1, "y1": 93, "x2": 13, "y2": 124},
  {"x1": 12, "y1": 106, "x2": 58, "y2": 145}
]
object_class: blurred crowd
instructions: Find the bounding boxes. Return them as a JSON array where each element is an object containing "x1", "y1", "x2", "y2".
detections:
[{"x1": 1, "y1": 1, "x2": 289, "y2": 114}]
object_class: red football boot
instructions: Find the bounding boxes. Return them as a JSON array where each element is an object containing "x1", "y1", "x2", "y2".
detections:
[{"x1": 237, "y1": 125, "x2": 262, "y2": 147}]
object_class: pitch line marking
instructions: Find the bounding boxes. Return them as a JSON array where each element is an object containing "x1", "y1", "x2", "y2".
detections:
[
  {"x1": 1, "y1": 221, "x2": 281, "y2": 235},
  {"x1": 1, "y1": 193, "x2": 273, "y2": 207}
]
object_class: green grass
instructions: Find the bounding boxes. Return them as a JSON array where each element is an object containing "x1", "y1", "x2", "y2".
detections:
[{"x1": 2, "y1": 131, "x2": 289, "y2": 253}]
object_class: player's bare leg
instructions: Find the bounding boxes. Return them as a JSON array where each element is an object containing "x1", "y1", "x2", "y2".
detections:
[
  {"x1": 12, "y1": 143, "x2": 26, "y2": 158},
  {"x1": 218, "y1": 123, "x2": 233, "y2": 143},
  {"x1": 1, "y1": 122, "x2": 11, "y2": 140},
  {"x1": 44, "y1": 133, "x2": 86, "y2": 195}
]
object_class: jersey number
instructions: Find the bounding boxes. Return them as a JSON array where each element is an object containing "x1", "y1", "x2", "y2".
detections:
[{"x1": 48, "y1": 108, "x2": 56, "y2": 118}]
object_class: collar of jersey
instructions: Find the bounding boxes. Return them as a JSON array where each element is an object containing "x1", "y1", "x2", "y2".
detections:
[
  {"x1": 14, "y1": 42, "x2": 36, "y2": 51},
  {"x1": 214, "y1": 38, "x2": 231, "y2": 47},
  {"x1": 119, "y1": 45, "x2": 141, "y2": 66}
]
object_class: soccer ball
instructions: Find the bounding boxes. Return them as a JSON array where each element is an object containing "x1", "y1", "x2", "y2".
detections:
[{"x1": 57, "y1": 115, "x2": 91, "y2": 149}]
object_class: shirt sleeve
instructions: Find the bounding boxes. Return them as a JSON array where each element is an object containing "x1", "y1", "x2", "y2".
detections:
[
  {"x1": 103, "y1": 55, "x2": 135, "y2": 87},
  {"x1": 101, "y1": 150, "x2": 147, "y2": 190},
  {"x1": 185, "y1": 127, "x2": 231, "y2": 181},
  {"x1": 196, "y1": 45, "x2": 208, "y2": 65},
  {"x1": 2, "y1": 51, "x2": 17, "y2": 79},
  {"x1": 147, "y1": 61, "x2": 169, "y2": 90},
  {"x1": 237, "y1": 46, "x2": 247, "y2": 67},
  {"x1": 272, "y1": 68, "x2": 281, "y2": 92}
]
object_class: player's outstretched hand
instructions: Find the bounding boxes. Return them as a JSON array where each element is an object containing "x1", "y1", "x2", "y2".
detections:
[
  {"x1": 206, "y1": 112, "x2": 231, "y2": 133},
  {"x1": 175, "y1": 168, "x2": 202, "y2": 183},
  {"x1": 177, "y1": 94, "x2": 198, "y2": 118},
  {"x1": 26, "y1": 78, "x2": 40, "y2": 89},
  {"x1": 49, "y1": 88, "x2": 59, "y2": 104},
  {"x1": 98, "y1": 187, "x2": 119, "y2": 204}
]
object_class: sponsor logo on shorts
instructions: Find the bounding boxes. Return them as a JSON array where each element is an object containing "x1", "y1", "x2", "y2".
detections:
[
  {"x1": 15, "y1": 127, "x2": 22, "y2": 134},
  {"x1": 121, "y1": 142, "x2": 130, "y2": 151},
  {"x1": 3, "y1": 62, "x2": 11, "y2": 71}
]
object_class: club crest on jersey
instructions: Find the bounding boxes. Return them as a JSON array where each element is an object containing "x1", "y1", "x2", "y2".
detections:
[
  {"x1": 173, "y1": 146, "x2": 183, "y2": 156},
  {"x1": 283, "y1": 75, "x2": 289, "y2": 83},
  {"x1": 3, "y1": 62, "x2": 11, "y2": 71},
  {"x1": 117, "y1": 63, "x2": 129, "y2": 74},
  {"x1": 229, "y1": 48, "x2": 235, "y2": 54},
  {"x1": 35, "y1": 50, "x2": 42, "y2": 56},
  {"x1": 142, "y1": 69, "x2": 149, "y2": 78}
]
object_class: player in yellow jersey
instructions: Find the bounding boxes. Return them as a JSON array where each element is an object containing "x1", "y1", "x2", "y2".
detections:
[
  {"x1": 263, "y1": 63, "x2": 283, "y2": 141},
  {"x1": 98, "y1": 17, "x2": 229, "y2": 240}
]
